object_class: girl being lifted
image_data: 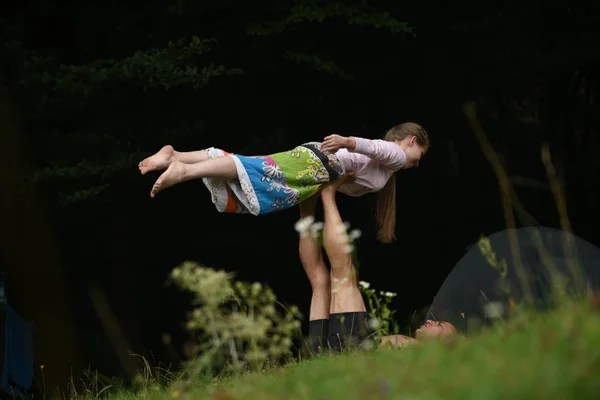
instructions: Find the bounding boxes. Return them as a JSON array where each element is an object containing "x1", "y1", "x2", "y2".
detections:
[{"x1": 139, "y1": 122, "x2": 429, "y2": 244}]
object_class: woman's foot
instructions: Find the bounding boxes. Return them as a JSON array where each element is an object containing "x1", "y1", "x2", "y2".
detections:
[
  {"x1": 150, "y1": 160, "x2": 187, "y2": 198},
  {"x1": 139, "y1": 145, "x2": 175, "y2": 175}
]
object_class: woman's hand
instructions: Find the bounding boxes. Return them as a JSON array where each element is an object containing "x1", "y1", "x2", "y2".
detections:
[{"x1": 321, "y1": 134, "x2": 355, "y2": 154}]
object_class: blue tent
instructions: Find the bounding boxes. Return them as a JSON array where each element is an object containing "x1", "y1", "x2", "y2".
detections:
[{"x1": 0, "y1": 275, "x2": 33, "y2": 399}]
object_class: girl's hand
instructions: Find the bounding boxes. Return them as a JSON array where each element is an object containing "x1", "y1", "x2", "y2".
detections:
[{"x1": 321, "y1": 134, "x2": 354, "y2": 154}]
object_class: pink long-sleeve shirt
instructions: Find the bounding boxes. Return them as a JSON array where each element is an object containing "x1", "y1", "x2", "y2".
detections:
[{"x1": 335, "y1": 137, "x2": 406, "y2": 197}]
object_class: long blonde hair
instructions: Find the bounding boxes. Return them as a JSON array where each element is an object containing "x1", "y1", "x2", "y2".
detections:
[{"x1": 376, "y1": 122, "x2": 430, "y2": 243}]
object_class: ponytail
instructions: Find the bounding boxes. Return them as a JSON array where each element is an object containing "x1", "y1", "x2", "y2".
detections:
[
  {"x1": 375, "y1": 121, "x2": 428, "y2": 243},
  {"x1": 375, "y1": 174, "x2": 397, "y2": 243}
]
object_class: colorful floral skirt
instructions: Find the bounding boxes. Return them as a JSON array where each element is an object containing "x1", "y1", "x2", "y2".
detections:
[{"x1": 202, "y1": 142, "x2": 344, "y2": 215}]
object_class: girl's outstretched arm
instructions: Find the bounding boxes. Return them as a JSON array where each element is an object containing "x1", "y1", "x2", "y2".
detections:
[{"x1": 322, "y1": 134, "x2": 406, "y2": 170}]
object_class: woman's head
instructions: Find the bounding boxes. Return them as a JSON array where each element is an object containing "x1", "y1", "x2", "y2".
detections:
[
  {"x1": 384, "y1": 122, "x2": 430, "y2": 169},
  {"x1": 415, "y1": 319, "x2": 457, "y2": 339},
  {"x1": 375, "y1": 122, "x2": 430, "y2": 243}
]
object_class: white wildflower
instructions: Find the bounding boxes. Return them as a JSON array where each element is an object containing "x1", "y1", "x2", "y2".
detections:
[
  {"x1": 335, "y1": 221, "x2": 351, "y2": 234},
  {"x1": 384, "y1": 292, "x2": 397, "y2": 298},
  {"x1": 309, "y1": 221, "x2": 324, "y2": 238},
  {"x1": 358, "y1": 281, "x2": 370, "y2": 289},
  {"x1": 251, "y1": 282, "x2": 262, "y2": 296},
  {"x1": 295, "y1": 216, "x2": 315, "y2": 237},
  {"x1": 483, "y1": 301, "x2": 506, "y2": 318},
  {"x1": 361, "y1": 338, "x2": 376, "y2": 351},
  {"x1": 368, "y1": 317, "x2": 381, "y2": 330},
  {"x1": 348, "y1": 229, "x2": 362, "y2": 241}
]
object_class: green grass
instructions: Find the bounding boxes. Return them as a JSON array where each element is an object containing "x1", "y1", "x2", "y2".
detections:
[{"x1": 98, "y1": 300, "x2": 600, "y2": 400}]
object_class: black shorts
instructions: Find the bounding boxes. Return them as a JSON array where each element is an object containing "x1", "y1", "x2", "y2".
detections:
[{"x1": 328, "y1": 311, "x2": 373, "y2": 352}]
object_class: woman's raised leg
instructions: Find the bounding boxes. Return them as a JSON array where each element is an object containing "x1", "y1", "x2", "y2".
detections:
[
  {"x1": 320, "y1": 175, "x2": 371, "y2": 351},
  {"x1": 321, "y1": 178, "x2": 366, "y2": 314}
]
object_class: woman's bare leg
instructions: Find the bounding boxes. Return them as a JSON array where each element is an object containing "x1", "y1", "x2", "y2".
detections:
[
  {"x1": 150, "y1": 157, "x2": 237, "y2": 198},
  {"x1": 139, "y1": 145, "x2": 210, "y2": 175},
  {"x1": 321, "y1": 178, "x2": 366, "y2": 314},
  {"x1": 299, "y1": 194, "x2": 332, "y2": 352},
  {"x1": 299, "y1": 194, "x2": 330, "y2": 321}
]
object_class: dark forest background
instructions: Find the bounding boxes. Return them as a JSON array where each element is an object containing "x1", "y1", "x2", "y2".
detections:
[{"x1": 1, "y1": 0, "x2": 600, "y2": 390}]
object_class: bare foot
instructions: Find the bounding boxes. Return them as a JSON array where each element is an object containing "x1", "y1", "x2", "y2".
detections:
[
  {"x1": 150, "y1": 160, "x2": 187, "y2": 198},
  {"x1": 322, "y1": 172, "x2": 356, "y2": 197},
  {"x1": 139, "y1": 145, "x2": 175, "y2": 175}
]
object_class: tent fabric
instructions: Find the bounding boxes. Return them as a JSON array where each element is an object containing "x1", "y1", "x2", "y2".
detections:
[
  {"x1": 426, "y1": 227, "x2": 600, "y2": 333},
  {"x1": 1, "y1": 305, "x2": 34, "y2": 397}
]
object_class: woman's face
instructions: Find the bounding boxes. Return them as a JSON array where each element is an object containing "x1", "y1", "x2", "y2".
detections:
[
  {"x1": 415, "y1": 320, "x2": 457, "y2": 339},
  {"x1": 396, "y1": 136, "x2": 426, "y2": 169}
]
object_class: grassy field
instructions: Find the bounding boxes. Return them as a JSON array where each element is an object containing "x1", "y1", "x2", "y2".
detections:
[{"x1": 94, "y1": 299, "x2": 600, "y2": 400}]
